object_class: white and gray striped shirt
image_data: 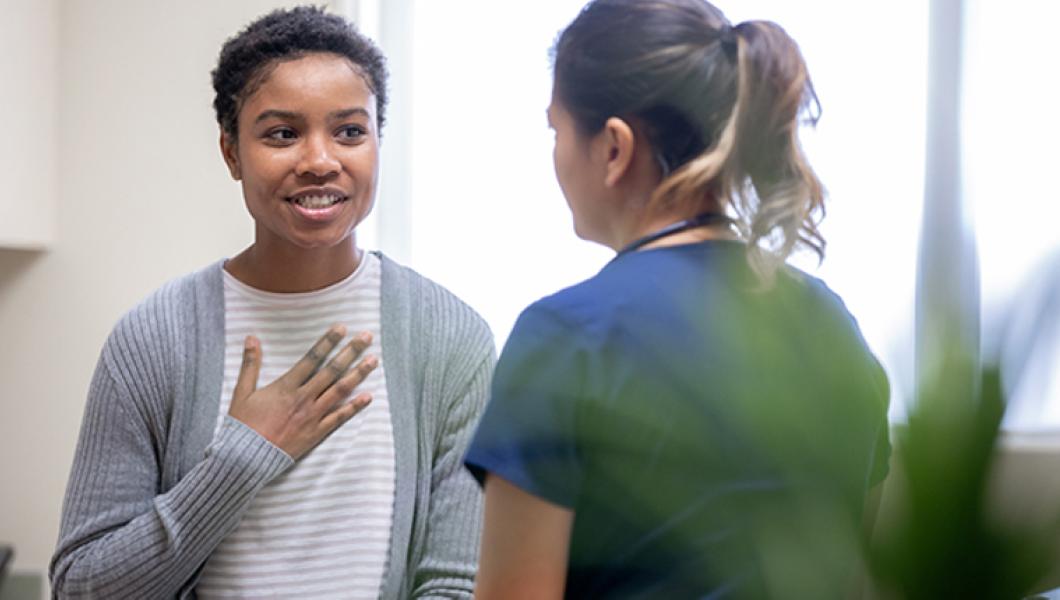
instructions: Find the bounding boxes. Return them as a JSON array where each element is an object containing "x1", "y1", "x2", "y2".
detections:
[{"x1": 197, "y1": 253, "x2": 395, "y2": 599}]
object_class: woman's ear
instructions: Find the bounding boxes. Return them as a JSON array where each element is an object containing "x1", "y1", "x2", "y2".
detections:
[
  {"x1": 601, "y1": 116, "x2": 636, "y2": 188},
  {"x1": 220, "y1": 132, "x2": 242, "y2": 180}
]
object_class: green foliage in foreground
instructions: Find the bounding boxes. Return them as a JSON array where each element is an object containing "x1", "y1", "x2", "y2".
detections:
[{"x1": 870, "y1": 356, "x2": 1060, "y2": 599}]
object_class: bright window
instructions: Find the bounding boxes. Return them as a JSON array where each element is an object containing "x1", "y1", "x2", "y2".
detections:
[
  {"x1": 965, "y1": 0, "x2": 1060, "y2": 428},
  {"x1": 405, "y1": 0, "x2": 611, "y2": 347}
]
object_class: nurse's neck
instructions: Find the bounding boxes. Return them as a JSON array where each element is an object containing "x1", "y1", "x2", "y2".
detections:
[
  {"x1": 225, "y1": 238, "x2": 362, "y2": 293},
  {"x1": 609, "y1": 197, "x2": 737, "y2": 254}
]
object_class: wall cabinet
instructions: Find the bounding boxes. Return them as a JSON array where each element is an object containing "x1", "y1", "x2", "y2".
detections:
[{"x1": 0, "y1": 1, "x2": 58, "y2": 249}]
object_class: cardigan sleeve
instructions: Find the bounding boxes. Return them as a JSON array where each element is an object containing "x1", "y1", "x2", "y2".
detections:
[
  {"x1": 50, "y1": 316, "x2": 292, "y2": 599},
  {"x1": 408, "y1": 343, "x2": 496, "y2": 598}
]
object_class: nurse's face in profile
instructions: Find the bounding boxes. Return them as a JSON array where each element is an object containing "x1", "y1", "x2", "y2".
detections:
[
  {"x1": 221, "y1": 52, "x2": 380, "y2": 253},
  {"x1": 547, "y1": 91, "x2": 613, "y2": 247}
]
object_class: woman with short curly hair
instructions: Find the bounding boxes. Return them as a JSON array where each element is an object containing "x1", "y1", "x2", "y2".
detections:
[{"x1": 51, "y1": 7, "x2": 493, "y2": 598}]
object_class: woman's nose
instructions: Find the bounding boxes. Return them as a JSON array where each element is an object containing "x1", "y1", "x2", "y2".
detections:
[{"x1": 296, "y1": 135, "x2": 341, "y2": 178}]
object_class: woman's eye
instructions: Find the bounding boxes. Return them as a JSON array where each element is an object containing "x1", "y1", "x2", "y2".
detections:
[
  {"x1": 266, "y1": 128, "x2": 297, "y2": 142},
  {"x1": 337, "y1": 125, "x2": 366, "y2": 141}
]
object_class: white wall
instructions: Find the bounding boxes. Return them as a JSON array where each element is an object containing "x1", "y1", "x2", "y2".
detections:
[{"x1": 0, "y1": 0, "x2": 318, "y2": 589}]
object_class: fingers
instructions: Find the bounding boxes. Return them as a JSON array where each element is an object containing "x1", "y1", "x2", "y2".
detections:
[
  {"x1": 315, "y1": 353, "x2": 378, "y2": 410},
  {"x1": 232, "y1": 335, "x2": 261, "y2": 403},
  {"x1": 319, "y1": 392, "x2": 373, "y2": 434},
  {"x1": 284, "y1": 325, "x2": 347, "y2": 385},
  {"x1": 303, "y1": 331, "x2": 374, "y2": 397}
]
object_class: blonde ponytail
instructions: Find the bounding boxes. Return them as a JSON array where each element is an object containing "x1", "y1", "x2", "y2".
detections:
[{"x1": 651, "y1": 20, "x2": 825, "y2": 285}]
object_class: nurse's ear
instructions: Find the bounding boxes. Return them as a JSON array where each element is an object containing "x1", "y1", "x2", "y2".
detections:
[
  {"x1": 600, "y1": 116, "x2": 636, "y2": 189},
  {"x1": 220, "y1": 131, "x2": 242, "y2": 181}
]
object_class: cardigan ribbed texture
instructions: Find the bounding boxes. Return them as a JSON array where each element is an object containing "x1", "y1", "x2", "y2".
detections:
[{"x1": 50, "y1": 252, "x2": 495, "y2": 599}]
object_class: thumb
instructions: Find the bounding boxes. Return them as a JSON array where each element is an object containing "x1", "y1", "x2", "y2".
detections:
[{"x1": 233, "y1": 335, "x2": 261, "y2": 403}]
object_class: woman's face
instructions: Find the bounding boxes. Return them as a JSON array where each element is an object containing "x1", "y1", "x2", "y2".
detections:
[
  {"x1": 547, "y1": 93, "x2": 611, "y2": 246},
  {"x1": 222, "y1": 52, "x2": 379, "y2": 254}
]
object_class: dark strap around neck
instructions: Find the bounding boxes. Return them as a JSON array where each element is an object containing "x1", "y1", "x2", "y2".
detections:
[{"x1": 616, "y1": 212, "x2": 735, "y2": 257}]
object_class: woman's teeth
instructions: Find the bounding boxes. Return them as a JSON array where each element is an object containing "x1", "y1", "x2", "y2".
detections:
[{"x1": 293, "y1": 195, "x2": 343, "y2": 208}]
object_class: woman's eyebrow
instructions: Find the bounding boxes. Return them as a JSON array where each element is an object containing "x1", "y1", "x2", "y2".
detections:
[
  {"x1": 330, "y1": 107, "x2": 370, "y2": 120},
  {"x1": 253, "y1": 109, "x2": 302, "y2": 124}
]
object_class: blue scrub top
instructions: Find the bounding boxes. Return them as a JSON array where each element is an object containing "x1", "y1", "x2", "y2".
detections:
[{"x1": 466, "y1": 240, "x2": 890, "y2": 598}]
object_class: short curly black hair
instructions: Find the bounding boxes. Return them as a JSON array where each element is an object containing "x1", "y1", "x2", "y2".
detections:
[{"x1": 211, "y1": 5, "x2": 388, "y2": 138}]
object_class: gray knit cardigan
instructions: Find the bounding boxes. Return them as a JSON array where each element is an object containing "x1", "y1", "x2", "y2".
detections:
[{"x1": 50, "y1": 253, "x2": 496, "y2": 599}]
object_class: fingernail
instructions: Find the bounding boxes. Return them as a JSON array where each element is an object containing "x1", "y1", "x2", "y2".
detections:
[
  {"x1": 359, "y1": 331, "x2": 373, "y2": 345},
  {"x1": 364, "y1": 355, "x2": 378, "y2": 368}
]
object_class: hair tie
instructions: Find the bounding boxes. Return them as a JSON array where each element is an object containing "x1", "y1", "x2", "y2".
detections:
[{"x1": 719, "y1": 23, "x2": 739, "y2": 56}]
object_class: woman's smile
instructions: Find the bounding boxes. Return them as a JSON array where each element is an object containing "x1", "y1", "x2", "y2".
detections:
[{"x1": 286, "y1": 186, "x2": 351, "y2": 223}]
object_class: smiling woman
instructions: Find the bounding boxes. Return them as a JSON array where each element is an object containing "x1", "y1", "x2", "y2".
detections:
[
  {"x1": 220, "y1": 53, "x2": 381, "y2": 290},
  {"x1": 49, "y1": 6, "x2": 494, "y2": 599}
]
